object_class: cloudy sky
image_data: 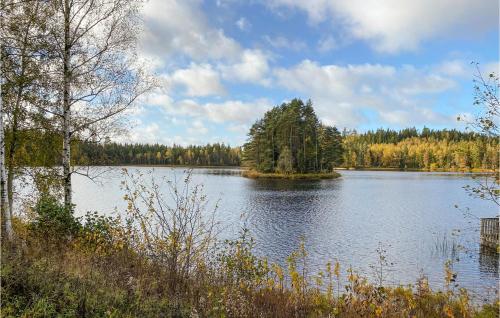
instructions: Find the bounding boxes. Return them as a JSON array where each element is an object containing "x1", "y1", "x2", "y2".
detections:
[{"x1": 125, "y1": 0, "x2": 499, "y2": 146}]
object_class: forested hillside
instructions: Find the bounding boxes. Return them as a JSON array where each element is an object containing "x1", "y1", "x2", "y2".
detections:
[
  {"x1": 342, "y1": 128, "x2": 498, "y2": 170},
  {"x1": 242, "y1": 99, "x2": 343, "y2": 174}
]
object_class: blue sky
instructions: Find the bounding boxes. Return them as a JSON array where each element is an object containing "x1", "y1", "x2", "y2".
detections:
[{"x1": 122, "y1": 0, "x2": 499, "y2": 146}]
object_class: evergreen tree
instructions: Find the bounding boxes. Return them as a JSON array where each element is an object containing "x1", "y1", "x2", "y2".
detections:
[{"x1": 242, "y1": 99, "x2": 342, "y2": 173}]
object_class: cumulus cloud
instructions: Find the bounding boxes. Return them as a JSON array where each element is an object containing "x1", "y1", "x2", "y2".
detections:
[
  {"x1": 266, "y1": 0, "x2": 498, "y2": 53},
  {"x1": 219, "y1": 49, "x2": 271, "y2": 84},
  {"x1": 140, "y1": 0, "x2": 241, "y2": 62},
  {"x1": 171, "y1": 98, "x2": 272, "y2": 124},
  {"x1": 116, "y1": 120, "x2": 211, "y2": 146},
  {"x1": 166, "y1": 63, "x2": 226, "y2": 97},
  {"x1": 274, "y1": 60, "x2": 461, "y2": 127}
]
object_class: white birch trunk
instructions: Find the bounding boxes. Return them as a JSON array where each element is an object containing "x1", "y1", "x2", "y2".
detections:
[
  {"x1": 0, "y1": 56, "x2": 13, "y2": 240},
  {"x1": 62, "y1": 0, "x2": 72, "y2": 210}
]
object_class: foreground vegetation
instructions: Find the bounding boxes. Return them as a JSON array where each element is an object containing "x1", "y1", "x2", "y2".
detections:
[{"x1": 2, "y1": 171, "x2": 498, "y2": 318}]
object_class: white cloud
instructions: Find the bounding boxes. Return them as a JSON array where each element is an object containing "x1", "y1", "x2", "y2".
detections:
[
  {"x1": 263, "y1": 35, "x2": 307, "y2": 51},
  {"x1": 236, "y1": 17, "x2": 251, "y2": 31},
  {"x1": 266, "y1": 0, "x2": 498, "y2": 53},
  {"x1": 172, "y1": 98, "x2": 272, "y2": 124},
  {"x1": 227, "y1": 124, "x2": 250, "y2": 134},
  {"x1": 317, "y1": 36, "x2": 338, "y2": 53},
  {"x1": 436, "y1": 60, "x2": 469, "y2": 77},
  {"x1": 220, "y1": 49, "x2": 271, "y2": 84},
  {"x1": 140, "y1": 0, "x2": 242, "y2": 62},
  {"x1": 116, "y1": 121, "x2": 208, "y2": 146},
  {"x1": 188, "y1": 120, "x2": 209, "y2": 135},
  {"x1": 274, "y1": 60, "x2": 461, "y2": 127},
  {"x1": 167, "y1": 63, "x2": 226, "y2": 97}
]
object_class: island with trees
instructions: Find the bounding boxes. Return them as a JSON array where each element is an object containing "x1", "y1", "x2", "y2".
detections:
[{"x1": 241, "y1": 99, "x2": 343, "y2": 179}]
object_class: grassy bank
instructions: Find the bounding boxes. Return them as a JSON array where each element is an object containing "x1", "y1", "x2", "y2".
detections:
[{"x1": 241, "y1": 170, "x2": 341, "y2": 180}]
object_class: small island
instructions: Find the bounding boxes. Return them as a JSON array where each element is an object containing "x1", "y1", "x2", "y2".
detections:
[{"x1": 241, "y1": 99, "x2": 342, "y2": 179}]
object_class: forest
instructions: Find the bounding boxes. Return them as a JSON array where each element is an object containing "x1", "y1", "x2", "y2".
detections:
[
  {"x1": 239, "y1": 98, "x2": 497, "y2": 173},
  {"x1": 49, "y1": 125, "x2": 499, "y2": 172},
  {"x1": 74, "y1": 142, "x2": 241, "y2": 166},
  {"x1": 341, "y1": 128, "x2": 499, "y2": 171},
  {"x1": 6, "y1": 124, "x2": 497, "y2": 173},
  {"x1": 242, "y1": 99, "x2": 343, "y2": 174}
]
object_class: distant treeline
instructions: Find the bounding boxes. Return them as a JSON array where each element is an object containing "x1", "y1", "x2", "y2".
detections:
[
  {"x1": 6, "y1": 126, "x2": 498, "y2": 171},
  {"x1": 74, "y1": 127, "x2": 498, "y2": 171},
  {"x1": 342, "y1": 128, "x2": 499, "y2": 170},
  {"x1": 74, "y1": 142, "x2": 241, "y2": 166}
]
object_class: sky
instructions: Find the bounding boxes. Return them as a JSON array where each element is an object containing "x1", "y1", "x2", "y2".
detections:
[{"x1": 122, "y1": 0, "x2": 499, "y2": 146}]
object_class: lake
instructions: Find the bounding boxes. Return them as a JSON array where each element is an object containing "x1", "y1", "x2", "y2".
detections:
[{"x1": 71, "y1": 167, "x2": 498, "y2": 302}]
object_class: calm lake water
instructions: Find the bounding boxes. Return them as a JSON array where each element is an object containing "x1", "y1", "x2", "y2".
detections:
[{"x1": 71, "y1": 167, "x2": 498, "y2": 301}]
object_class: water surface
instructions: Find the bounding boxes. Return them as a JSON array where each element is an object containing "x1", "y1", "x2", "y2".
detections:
[{"x1": 72, "y1": 167, "x2": 499, "y2": 301}]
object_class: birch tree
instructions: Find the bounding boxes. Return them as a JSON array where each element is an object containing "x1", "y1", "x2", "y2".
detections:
[
  {"x1": 459, "y1": 64, "x2": 500, "y2": 208},
  {"x1": 1, "y1": 66, "x2": 13, "y2": 240},
  {"x1": 2, "y1": 0, "x2": 54, "y2": 238},
  {"x1": 45, "y1": 0, "x2": 153, "y2": 209},
  {"x1": 0, "y1": 0, "x2": 13, "y2": 239}
]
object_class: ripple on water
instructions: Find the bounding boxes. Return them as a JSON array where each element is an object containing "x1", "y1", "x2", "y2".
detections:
[{"x1": 68, "y1": 168, "x2": 499, "y2": 302}]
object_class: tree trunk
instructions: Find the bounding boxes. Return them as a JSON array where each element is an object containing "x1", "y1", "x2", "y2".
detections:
[
  {"x1": 7, "y1": 99, "x2": 19, "y2": 231},
  {"x1": 7, "y1": 41, "x2": 27, "y2": 229},
  {"x1": 271, "y1": 131, "x2": 274, "y2": 170},
  {"x1": 62, "y1": 0, "x2": 72, "y2": 210},
  {"x1": 303, "y1": 130, "x2": 306, "y2": 173},
  {"x1": 315, "y1": 128, "x2": 318, "y2": 171},
  {"x1": 0, "y1": 57, "x2": 13, "y2": 240}
]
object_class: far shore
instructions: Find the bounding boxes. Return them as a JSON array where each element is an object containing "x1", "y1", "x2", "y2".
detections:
[
  {"x1": 78, "y1": 164, "x2": 242, "y2": 169},
  {"x1": 79, "y1": 164, "x2": 496, "y2": 174},
  {"x1": 335, "y1": 167, "x2": 497, "y2": 173}
]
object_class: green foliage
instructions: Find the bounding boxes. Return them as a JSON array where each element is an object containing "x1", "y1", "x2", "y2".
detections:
[
  {"x1": 217, "y1": 229, "x2": 269, "y2": 287},
  {"x1": 29, "y1": 195, "x2": 80, "y2": 241},
  {"x1": 242, "y1": 99, "x2": 343, "y2": 173},
  {"x1": 276, "y1": 146, "x2": 293, "y2": 174},
  {"x1": 74, "y1": 141, "x2": 241, "y2": 167},
  {"x1": 78, "y1": 212, "x2": 121, "y2": 253}
]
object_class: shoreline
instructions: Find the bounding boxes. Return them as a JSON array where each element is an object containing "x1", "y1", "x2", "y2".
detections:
[
  {"x1": 74, "y1": 164, "x2": 496, "y2": 174},
  {"x1": 337, "y1": 167, "x2": 497, "y2": 173},
  {"x1": 241, "y1": 170, "x2": 341, "y2": 180},
  {"x1": 77, "y1": 164, "x2": 241, "y2": 169}
]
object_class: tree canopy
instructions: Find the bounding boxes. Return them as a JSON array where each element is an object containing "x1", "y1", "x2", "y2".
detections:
[{"x1": 242, "y1": 99, "x2": 343, "y2": 174}]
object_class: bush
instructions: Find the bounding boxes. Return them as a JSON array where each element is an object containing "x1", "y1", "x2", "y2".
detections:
[{"x1": 29, "y1": 195, "x2": 80, "y2": 241}]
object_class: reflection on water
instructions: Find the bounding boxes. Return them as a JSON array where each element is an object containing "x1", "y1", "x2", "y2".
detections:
[
  {"x1": 480, "y1": 246, "x2": 499, "y2": 278},
  {"x1": 72, "y1": 167, "x2": 499, "y2": 301}
]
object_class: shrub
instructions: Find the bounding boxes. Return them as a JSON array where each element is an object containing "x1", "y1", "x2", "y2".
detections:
[{"x1": 29, "y1": 195, "x2": 80, "y2": 242}]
